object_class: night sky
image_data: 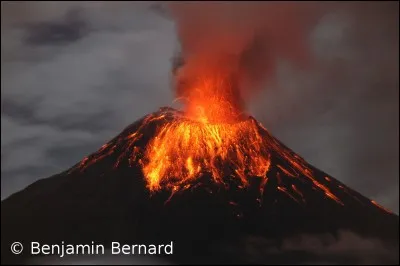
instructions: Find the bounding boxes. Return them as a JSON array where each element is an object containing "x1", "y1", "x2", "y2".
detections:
[{"x1": 1, "y1": 2, "x2": 399, "y2": 214}]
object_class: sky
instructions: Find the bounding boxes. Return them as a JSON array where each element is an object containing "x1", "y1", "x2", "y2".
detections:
[{"x1": 1, "y1": 1, "x2": 399, "y2": 213}]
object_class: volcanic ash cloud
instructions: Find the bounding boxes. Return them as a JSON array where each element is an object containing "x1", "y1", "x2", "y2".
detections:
[{"x1": 168, "y1": 2, "x2": 326, "y2": 122}]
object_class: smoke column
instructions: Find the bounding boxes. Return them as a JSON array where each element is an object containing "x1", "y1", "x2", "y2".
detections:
[{"x1": 167, "y1": 2, "x2": 327, "y2": 122}]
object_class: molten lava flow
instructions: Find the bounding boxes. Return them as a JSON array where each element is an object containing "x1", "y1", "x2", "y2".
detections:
[
  {"x1": 73, "y1": 72, "x2": 363, "y2": 208},
  {"x1": 371, "y1": 200, "x2": 393, "y2": 214},
  {"x1": 136, "y1": 73, "x2": 276, "y2": 192},
  {"x1": 140, "y1": 116, "x2": 271, "y2": 192},
  {"x1": 75, "y1": 104, "x2": 389, "y2": 209}
]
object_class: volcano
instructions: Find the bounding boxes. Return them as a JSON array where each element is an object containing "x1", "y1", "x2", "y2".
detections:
[{"x1": 1, "y1": 107, "x2": 398, "y2": 264}]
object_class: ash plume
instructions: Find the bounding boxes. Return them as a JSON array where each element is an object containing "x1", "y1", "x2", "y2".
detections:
[{"x1": 168, "y1": 2, "x2": 327, "y2": 115}]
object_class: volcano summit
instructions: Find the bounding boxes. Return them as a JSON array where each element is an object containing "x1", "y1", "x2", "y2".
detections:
[{"x1": 1, "y1": 106, "x2": 398, "y2": 264}]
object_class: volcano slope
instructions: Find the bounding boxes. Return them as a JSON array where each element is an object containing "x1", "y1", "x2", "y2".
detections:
[{"x1": 1, "y1": 107, "x2": 398, "y2": 264}]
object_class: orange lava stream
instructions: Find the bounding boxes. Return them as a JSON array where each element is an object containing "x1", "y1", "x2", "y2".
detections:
[
  {"x1": 73, "y1": 104, "x2": 375, "y2": 209},
  {"x1": 74, "y1": 74, "x2": 385, "y2": 209},
  {"x1": 371, "y1": 200, "x2": 393, "y2": 214},
  {"x1": 140, "y1": 116, "x2": 271, "y2": 192},
  {"x1": 74, "y1": 107, "x2": 351, "y2": 207},
  {"x1": 72, "y1": 102, "x2": 400, "y2": 215}
]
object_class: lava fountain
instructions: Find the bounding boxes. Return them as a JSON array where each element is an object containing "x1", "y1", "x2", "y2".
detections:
[{"x1": 142, "y1": 73, "x2": 272, "y2": 192}]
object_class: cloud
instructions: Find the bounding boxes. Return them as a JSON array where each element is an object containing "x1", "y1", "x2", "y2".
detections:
[
  {"x1": 243, "y1": 230, "x2": 399, "y2": 264},
  {"x1": 1, "y1": 2, "x2": 176, "y2": 199},
  {"x1": 249, "y1": 2, "x2": 399, "y2": 213}
]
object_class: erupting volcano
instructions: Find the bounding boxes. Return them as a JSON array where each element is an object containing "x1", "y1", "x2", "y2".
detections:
[
  {"x1": 75, "y1": 107, "x2": 345, "y2": 207},
  {"x1": 2, "y1": 73, "x2": 398, "y2": 264},
  {"x1": 72, "y1": 72, "x2": 348, "y2": 207},
  {"x1": 1, "y1": 3, "x2": 399, "y2": 263}
]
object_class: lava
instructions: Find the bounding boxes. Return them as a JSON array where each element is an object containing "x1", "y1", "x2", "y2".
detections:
[
  {"x1": 71, "y1": 72, "x2": 395, "y2": 213},
  {"x1": 176, "y1": 71, "x2": 246, "y2": 124},
  {"x1": 74, "y1": 106, "x2": 350, "y2": 208},
  {"x1": 141, "y1": 115, "x2": 270, "y2": 191},
  {"x1": 371, "y1": 200, "x2": 393, "y2": 214},
  {"x1": 139, "y1": 73, "x2": 274, "y2": 192}
]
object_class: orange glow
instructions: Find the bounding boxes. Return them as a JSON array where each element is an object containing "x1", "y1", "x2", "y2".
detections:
[
  {"x1": 176, "y1": 68, "x2": 245, "y2": 124},
  {"x1": 292, "y1": 184, "x2": 305, "y2": 203},
  {"x1": 141, "y1": 115, "x2": 270, "y2": 191},
  {"x1": 73, "y1": 76, "x2": 356, "y2": 207},
  {"x1": 311, "y1": 180, "x2": 343, "y2": 205},
  {"x1": 371, "y1": 200, "x2": 393, "y2": 214},
  {"x1": 74, "y1": 102, "x2": 350, "y2": 207},
  {"x1": 278, "y1": 186, "x2": 301, "y2": 204}
]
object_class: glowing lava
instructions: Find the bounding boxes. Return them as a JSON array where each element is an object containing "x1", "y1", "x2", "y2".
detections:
[
  {"x1": 141, "y1": 115, "x2": 271, "y2": 192},
  {"x1": 72, "y1": 75, "x2": 394, "y2": 214}
]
